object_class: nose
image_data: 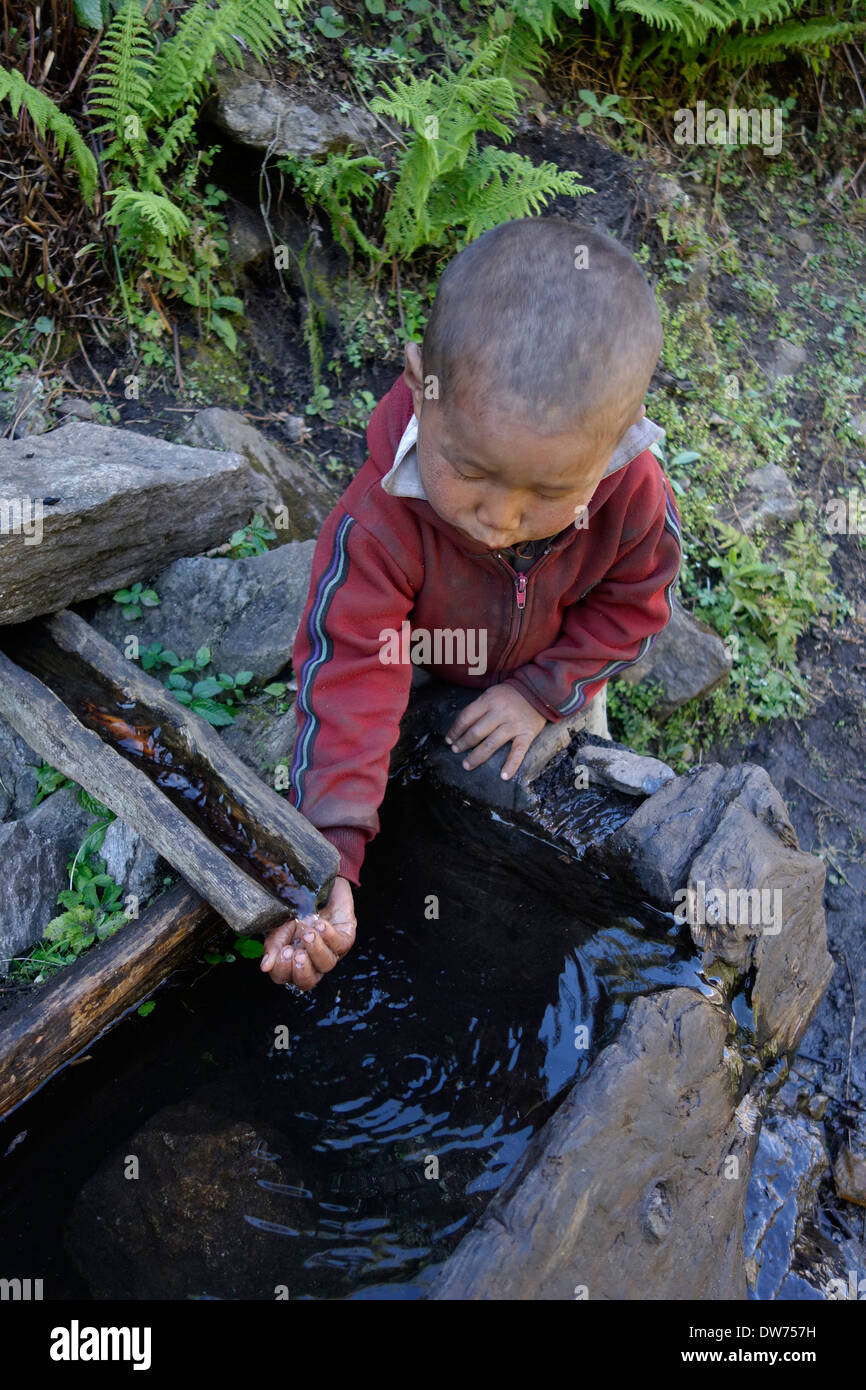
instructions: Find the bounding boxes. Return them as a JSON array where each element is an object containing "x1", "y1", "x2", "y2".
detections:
[{"x1": 475, "y1": 489, "x2": 521, "y2": 537}]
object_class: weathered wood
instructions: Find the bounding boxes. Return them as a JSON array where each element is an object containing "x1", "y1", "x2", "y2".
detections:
[
  {"x1": 0, "y1": 884, "x2": 219, "y2": 1120},
  {"x1": 0, "y1": 611, "x2": 338, "y2": 931},
  {"x1": 0, "y1": 421, "x2": 271, "y2": 624}
]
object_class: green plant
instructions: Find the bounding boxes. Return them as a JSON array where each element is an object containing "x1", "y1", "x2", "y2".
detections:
[
  {"x1": 0, "y1": 65, "x2": 98, "y2": 204},
  {"x1": 204, "y1": 934, "x2": 264, "y2": 964},
  {"x1": 281, "y1": 31, "x2": 591, "y2": 280},
  {"x1": 112, "y1": 580, "x2": 160, "y2": 619},
  {"x1": 306, "y1": 383, "x2": 335, "y2": 417},
  {"x1": 576, "y1": 89, "x2": 626, "y2": 127},
  {"x1": 370, "y1": 34, "x2": 592, "y2": 259},
  {"x1": 32, "y1": 762, "x2": 74, "y2": 807},
  {"x1": 86, "y1": 0, "x2": 302, "y2": 333},
  {"x1": 11, "y1": 843, "x2": 127, "y2": 983},
  {"x1": 138, "y1": 642, "x2": 253, "y2": 725},
  {"x1": 229, "y1": 514, "x2": 278, "y2": 558}
]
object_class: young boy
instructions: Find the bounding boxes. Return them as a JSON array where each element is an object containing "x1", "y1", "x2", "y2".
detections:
[{"x1": 261, "y1": 217, "x2": 681, "y2": 991}]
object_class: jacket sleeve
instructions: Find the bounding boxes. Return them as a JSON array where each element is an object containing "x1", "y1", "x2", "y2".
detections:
[
  {"x1": 503, "y1": 474, "x2": 682, "y2": 722},
  {"x1": 288, "y1": 506, "x2": 417, "y2": 885}
]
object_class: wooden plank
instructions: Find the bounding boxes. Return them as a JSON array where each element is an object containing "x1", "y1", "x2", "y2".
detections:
[
  {"x1": 0, "y1": 421, "x2": 270, "y2": 624},
  {"x1": 0, "y1": 615, "x2": 337, "y2": 931},
  {"x1": 0, "y1": 884, "x2": 220, "y2": 1120},
  {"x1": 44, "y1": 608, "x2": 337, "y2": 905}
]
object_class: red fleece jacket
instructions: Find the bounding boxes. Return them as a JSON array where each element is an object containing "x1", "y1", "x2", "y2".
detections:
[{"x1": 288, "y1": 374, "x2": 682, "y2": 884}]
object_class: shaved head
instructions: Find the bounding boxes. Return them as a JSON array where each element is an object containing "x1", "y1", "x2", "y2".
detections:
[{"x1": 420, "y1": 217, "x2": 662, "y2": 442}]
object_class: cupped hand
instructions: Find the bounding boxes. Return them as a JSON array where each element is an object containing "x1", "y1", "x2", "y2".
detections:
[
  {"x1": 445, "y1": 685, "x2": 546, "y2": 780},
  {"x1": 260, "y1": 875, "x2": 356, "y2": 992}
]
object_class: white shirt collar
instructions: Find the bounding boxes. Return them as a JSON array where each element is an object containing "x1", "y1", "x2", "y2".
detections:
[{"x1": 380, "y1": 413, "x2": 665, "y2": 500}]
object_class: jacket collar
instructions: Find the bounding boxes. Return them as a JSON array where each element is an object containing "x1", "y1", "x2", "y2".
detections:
[{"x1": 380, "y1": 411, "x2": 665, "y2": 501}]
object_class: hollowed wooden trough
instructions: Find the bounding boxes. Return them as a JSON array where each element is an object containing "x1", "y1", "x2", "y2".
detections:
[{"x1": 0, "y1": 608, "x2": 338, "y2": 1116}]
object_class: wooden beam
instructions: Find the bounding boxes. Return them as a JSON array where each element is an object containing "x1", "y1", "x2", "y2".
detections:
[
  {"x1": 0, "y1": 611, "x2": 338, "y2": 932},
  {"x1": 0, "y1": 884, "x2": 220, "y2": 1120}
]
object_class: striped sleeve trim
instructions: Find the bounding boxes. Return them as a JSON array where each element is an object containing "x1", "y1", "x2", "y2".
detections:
[
  {"x1": 556, "y1": 488, "x2": 682, "y2": 717},
  {"x1": 289, "y1": 514, "x2": 355, "y2": 805}
]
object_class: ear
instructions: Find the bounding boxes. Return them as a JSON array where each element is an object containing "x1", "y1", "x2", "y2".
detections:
[{"x1": 402, "y1": 342, "x2": 425, "y2": 420}]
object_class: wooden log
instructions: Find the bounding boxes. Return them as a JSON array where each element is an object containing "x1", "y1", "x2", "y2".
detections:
[
  {"x1": 0, "y1": 884, "x2": 220, "y2": 1120},
  {"x1": 0, "y1": 421, "x2": 271, "y2": 624},
  {"x1": 0, "y1": 611, "x2": 338, "y2": 932}
]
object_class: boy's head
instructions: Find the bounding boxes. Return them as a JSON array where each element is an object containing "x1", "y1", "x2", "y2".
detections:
[{"x1": 402, "y1": 217, "x2": 662, "y2": 549}]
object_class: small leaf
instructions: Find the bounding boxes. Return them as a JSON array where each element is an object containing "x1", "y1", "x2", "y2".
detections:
[
  {"x1": 191, "y1": 677, "x2": 225, "y2": 698},
  {"x1": 234, "y1": 671, "x2": 254, "y2": 686},
  {"x1": 263, "y1": 682, "x2": 287, "y2": 698},
  {"x1": 173, "y1": 690, "x2": 193, "y2": 705},
  {"x1": 195, "y1": 646, "x2": 211, "y2": 668},
  {"x1": 137, "y1": 1001, "x2": 156, "y2": 1017},
  {"x1": 191, "y1": 698, "x2": 235, "y2": 726},
  {"x1": 235, "y1": 936, "x2": 264, "y2": 958},
  {"x1": 141, "y1": 589, "x2": 160, "y2": 607}
]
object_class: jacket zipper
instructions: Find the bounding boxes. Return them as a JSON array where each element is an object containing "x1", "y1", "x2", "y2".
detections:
[{"x1": 494, "y1": 543, "x2": 554, "y2": 675}]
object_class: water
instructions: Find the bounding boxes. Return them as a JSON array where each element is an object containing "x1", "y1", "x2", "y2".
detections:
[{"x1": 0, "y1": 777, "x2": 712, "y2": 1301}]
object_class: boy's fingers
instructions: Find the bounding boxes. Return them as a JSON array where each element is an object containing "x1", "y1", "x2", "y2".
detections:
[
  {"x1": 501, "y1": 735, "x2": 531, "y2": 781},
  {"x1": 319, "y1": 917, "x2": 356, "y2": 958},
  {"x1": 448, "y1": 709, "x2": 500, "y2": 753},
  {"x1": 445, "y1": 697, "x2": 490, "y2": 744},
  {"x1": 460, "y1": 726, "x2": 509, "y2": 770},
  {"x1": 266, "y1": 946, "x2": 297, "y2": 985},
  {"x1": 291, "y1": 948, "x2": 322, "y2": 992},
  {"x1": 261, "y1": 922, "x2": 296, "y2": 972},
  {"x1": 297, "y1": 926, "x2": 338, "y2": 974}
]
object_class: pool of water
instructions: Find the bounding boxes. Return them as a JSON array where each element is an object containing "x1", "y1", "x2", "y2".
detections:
[{"x1": 0, "y1": 777, "x2": 713, "y2": 1301}]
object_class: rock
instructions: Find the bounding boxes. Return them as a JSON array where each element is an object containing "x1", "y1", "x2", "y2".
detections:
[
  {"x1": 744, "y1": 1107, "x2": 837, "y2": 1300},
  {"x1": 0, "y1": 422, "x2": 273, "y2": 626},
  {"x1": 649, "y1": 174, "x2": 691, "y2": 209},
  {"x1": 207, "y1": 62, "x2": 378, "y2": 158},
  {"x1": 591, "y1": 761, "x2": 832, "y2": 1057},
  {"x1": 0, "y1": 717, "x2": 39, "y2": 819},
  {"x1": 0, "y1": 373, "x2": 50, "y2": 437},
  {"x1": 615, "y1": 593, "x2": 732, "y2": 718},
  {"x1": 0, "y1": 787, "x2": 97, "y2": 974},
  {"x1": 52, "y1": 396, "x2": 101, "y2": 423},
  {"x1": 833, "y1": 1144, "x2": 866, "y2": 1206},
  {"x1": 783, "y1": 227, "x2": 815, "y2": 255},
  {"x1": 65, "y1": 1101, "x2": 305, "y2": 1300},
  {"x1": 591, "y1": 763, "x2": 799, "y2": 908},
  {"x1": 223, "y1": 197, "x2": 272, "y2": 270},
  {"x1": 766, "y1": 338, "x2": 808, "y2": 382},
  {"x1": 220, "y1": 700, "x2": 298, "y2": 782},
  {"x1": 572, "y1": 743, "x2": 674, "y2": 796},
  {"x1": 718, "y1": 463, "x2": 800, "y2": 534},
  {"x1": 181, "y1": 408, "x2": 337, "y2": 538},
  {"x1": 88, "y1": 541, "x2": 316, "y2": 684},
  {"x1": 100, "y1": 820, "x2": 166, "y2": 902},
  {"x1": 426, "y1": 989, "x2": 755, "y2": 1300}
]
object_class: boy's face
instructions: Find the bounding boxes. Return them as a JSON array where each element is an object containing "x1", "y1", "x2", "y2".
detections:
[{"x1": 403, "y1": 344, "x2": 644, "y2": 549}]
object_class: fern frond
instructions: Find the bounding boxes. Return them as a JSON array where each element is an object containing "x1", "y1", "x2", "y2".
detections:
[
  {"x1": 149, "y1": 0, "x2": 290, "y2": 127},
  {"x1": 722, "y1": 16, "x2": 862, "y2": 59},
  {"x1": 147, "y1": 103, "x2": 199, "y2": 180},
  {"x1": 88, "y1": 0, "x2": 157, "y2": 143},
  {"x1": 104, "y1": 187, "x2": 190, "y2": 240},
  {"x1": 0, "y1": 63, "x2": 99, "y2": 205},
  {"x1": 733, "y1": 0, "x2": 800, "y2": 30},
  {"x1": 455, "y1": 148, "x2": 592, "y2": 242}
]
